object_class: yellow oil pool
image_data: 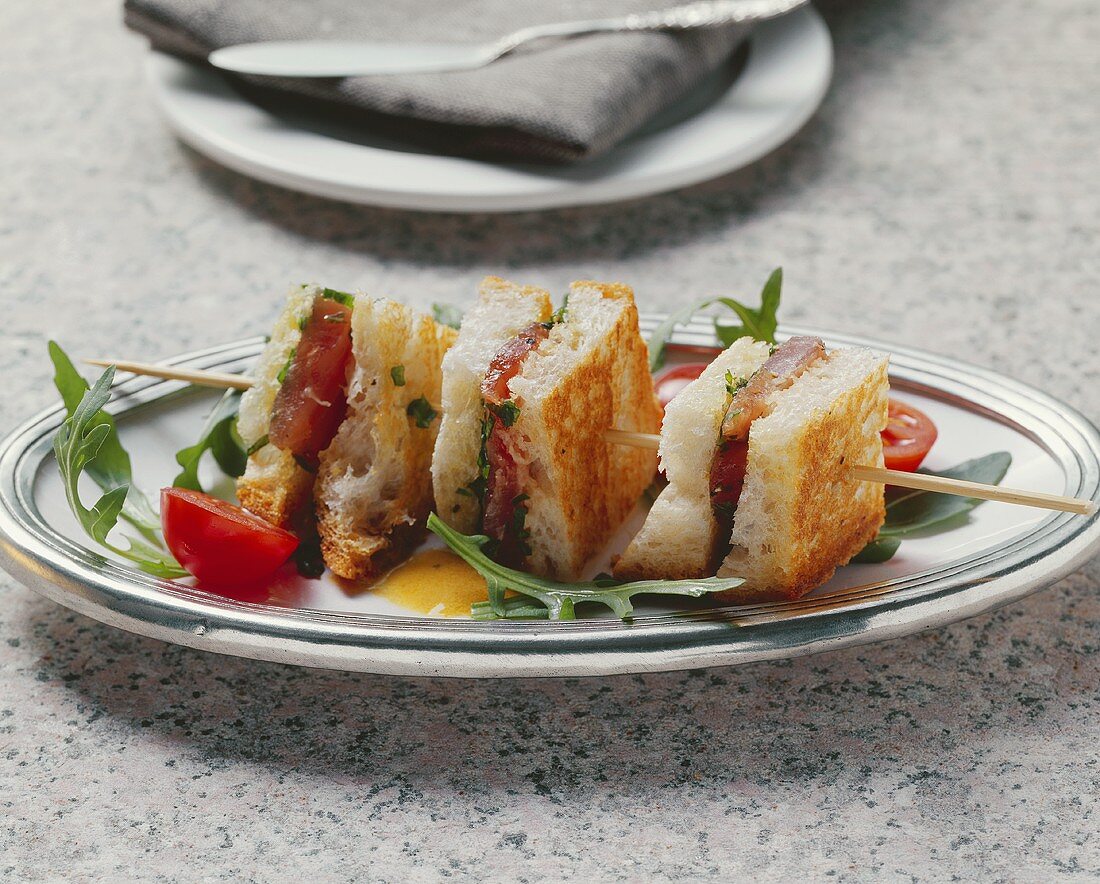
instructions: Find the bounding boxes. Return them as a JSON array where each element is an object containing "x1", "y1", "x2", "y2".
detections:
[{"x1": 375, "y1": 548, "x2": 488, "y2": 617}]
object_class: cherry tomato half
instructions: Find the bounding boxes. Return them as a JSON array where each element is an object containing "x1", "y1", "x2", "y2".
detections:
[
  {"x1": 161, "y1": 488, "x2": 299, "y2": 587},
  {"x1": 654, "y1": 362, "x2": 708, "y2": 408},
  {"x1": 882, "y1": 398, "x2": 938, "y2": 472}
]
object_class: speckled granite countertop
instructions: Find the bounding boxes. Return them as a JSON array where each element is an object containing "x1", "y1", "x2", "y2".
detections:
[{"x1": 2, "y1": 0, "x2": 1098, "y2": 880}]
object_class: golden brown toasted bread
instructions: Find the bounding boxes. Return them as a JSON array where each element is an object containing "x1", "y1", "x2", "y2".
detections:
[
  {"x1": 508, "y1": 281, "x2": 663, "y2": 578},
  {"x1": 315, "y1": 299, "x2": 456, "y2": 581},
  {"x1": 613, "y1": 337, "x2": 771, "y2": 581},
  {"x1": 235, "y1": 285, "x2": 319, "y2": 528},
  {"x1": 716, "y1": 347, "x2": 889, "y2": 600}
]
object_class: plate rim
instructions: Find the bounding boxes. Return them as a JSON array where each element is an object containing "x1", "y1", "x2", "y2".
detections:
[
  {"x1": 142, "y1": 7, "x2": 833, "y2": 213},
  {"x1": 1, "y1": 319, "x2": 1098, "y2": 677}
]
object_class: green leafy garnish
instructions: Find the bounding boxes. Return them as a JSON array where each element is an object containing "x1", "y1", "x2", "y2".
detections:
[
  {"x1": 879, "y1": 452, "x2": 1012, "y2": 537},
  {"x1": 648, "y1": 268, "x2": 782, "y2": 371},
  {"x1": 276, "y1": 348, "x2": 296, "y2": 384},
  {"x1": 48, "y1": 342, "x2": 162, "y2": 546},
  {"x1": 724, "y1": 370, "x2": 748, "y2": 399},
  {"x1": 322, "y1": 288, "x2": 355, "y2": 308},
  {"x1": 458, "y1": 414, "x2": 494, "y2": 505},
  {"x1": 406, "y1": 396, "x2": 438, "y2": 429},
  {"x1": 856, "y1": 452, "x2": 1012, "y2": 563},
  {"x1": 427, "y1": 513, "x2": 744, "y2": 621},
  {"x1": 548, "y1": 294, "x2": 569, "y2": 326},
  {"x1": 246, "y1": 434, "x2": 269, "y2": 456},
  {"x1": 489, "y1": 399, "x2": 521, "y2": 428},
  {"x1": 172, "y1": 389, "x2": 246, "y2": 492},
  {"x1": 49, "y1": 348, "x2": 186, "y2": 578},
  {"x1": 851, "y1": 536, "x2": 901, "y2": 564},
  {"x1": 432, "y1": 303, "x2": 463, "y2": 330},
  {"x1": 390, "y1": 365, "x2": 406, "y2": 387}
]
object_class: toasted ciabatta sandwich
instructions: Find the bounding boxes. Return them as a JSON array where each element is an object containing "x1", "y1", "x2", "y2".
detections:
[
  {"x1": 432, "y1": 276, "x2": 662, "y2": 579},
  {"x1": 236, "y1": 285, "x2": 456, "y2": 579},
  {"x1": 613, "y1": 336, "x2": 890, "y2": 600}
]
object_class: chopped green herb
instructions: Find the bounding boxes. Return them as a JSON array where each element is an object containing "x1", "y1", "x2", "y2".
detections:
[
  {"x1": 489, "y1": 399, "x2": 521, "y2": 428},
  {"x1": 172, "y1": 389, "x2": 247, "y2": 492},
  {"x1": 432, "y1": 303, "x2": 463, "y2": 330},
  {"x1": 246, "y1": 434, "x2": 269, "y2": 457},
  {"x1": 322, "y1": 288, "x2": 355, "y2": 308},
  {"x1": 407, "y1": 396, "x2": 439, "y2": 429},
  {"x1": 548, "y1": 294, "x2": 569, "y2": 326},
  {"x1": 648, "y1": 268, "x2": 782, "y2": 371},
  {"x1": 510, "y1": 493, "x2": 532, "y2": 558},
  {"x1": 427, "y1": 514, "x2": 744, "y2": 621},
  {"x1": 277, "y1": 348, "x2": 296, "y2": 384},
  {"x1": 724, "y1": 370, "x2": 748, "y2": 399},
  {"x1": 390, "y1": 365, "x2": 406, "y2": 387},
  {"x1": 459, "y1": 413, "x2": 494, "y2": 507}
]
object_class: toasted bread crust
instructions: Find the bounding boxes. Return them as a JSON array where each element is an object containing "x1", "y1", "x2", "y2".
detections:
[
  {"x1": 315, "y1": 300, "x2": 455, "y2": 581},
  {"x1": 612, "y1": 338, "x2": 771, "y2": 581},
  {"x1": 716, "y1": 351, "x2": 889, "y2": 601},
  {"x1": 236, "y1": 446, "x2": 314, "y2": 529},
  {"x1": 516, "y1": 281, "x2": 662, "y2": 578}
]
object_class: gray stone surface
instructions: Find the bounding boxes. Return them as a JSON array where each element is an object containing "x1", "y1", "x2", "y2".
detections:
[{"x1": 1, "y1": 0, "x2": 1098, "y2": 880}]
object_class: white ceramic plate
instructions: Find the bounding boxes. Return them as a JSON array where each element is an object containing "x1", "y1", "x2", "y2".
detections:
[
  {"x1": 143, "y1": 7, "x2": 832, "y2": 212},
  {"x1": 1, "y1": 317, "x2": 1098, "y2": 677}
]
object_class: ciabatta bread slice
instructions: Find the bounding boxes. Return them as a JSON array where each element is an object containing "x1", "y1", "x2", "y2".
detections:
[
  {"x1": 432, "y1": 276, "x2": 552, "y2": 533},
  {"x1": 507, "y1": 281, "x2": 662, "y2": 579},
  {"x1": 235, "y1": 285, "x2": 319, "y2": 528},
  {"x1": 314, "y1": 299, "x2": 457, "y2": 580},
  {"x1": 716, "y1": 347, "x2": 889, "y2": 600},
  {"x1": 613, "y1": 338, "x2": 771, "y2": 581}
]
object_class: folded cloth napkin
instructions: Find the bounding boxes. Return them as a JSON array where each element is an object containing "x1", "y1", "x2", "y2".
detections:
[{"x1": 124, "y1": 0, "x2": 749, "y2": 164}]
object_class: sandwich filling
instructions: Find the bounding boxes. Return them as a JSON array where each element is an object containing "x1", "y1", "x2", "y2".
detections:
[
  {"x1": 477, "y1": 320, "x2": 552, "y2": 565},
  {"x1": 710, "y1": 336, "x2": 827, "y2": 533},
  {"x1": 267, "y1": 293, "x2": 355, "y2": 466}
]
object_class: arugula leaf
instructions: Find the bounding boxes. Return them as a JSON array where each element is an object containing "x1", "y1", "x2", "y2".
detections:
[
  {"x1": 390, "y1": 365, "x2": 406, "y2": 387},
  {"x1": 879, "y1": 452, "x2": 1012, "y2": 538},
  {"x1": 172, "y1": 389, "x2": 246, "y2": 492},
  {"x1": 648, "y1": 268, "x2": 782, "y2": 371},
  {"x1": 427, "y1": 513, "x2": 744, "y2": 621},
  {"x1": 432, "y1": 303, "x2": 463, "y2": 330},
  {"x1": 52, "y1": 362, "x2": 186, "y2": 578},
  {"x1": 851, "y1": 536, "x2": 901, "y2": 564},
  {"x1": 48, "y1": 342, "x2": 162, "y2": 544},
  {"x1": 406, "y1": 396, "x2": 439, "y2": 429},
  {"x1": 854, "y1": 452, "x2": 1012, "y2": 563}
]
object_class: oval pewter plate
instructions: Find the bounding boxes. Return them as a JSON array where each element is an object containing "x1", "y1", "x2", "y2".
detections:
[{"x1": 1, "y1": 317, "x2": 1098, "y2": 678}]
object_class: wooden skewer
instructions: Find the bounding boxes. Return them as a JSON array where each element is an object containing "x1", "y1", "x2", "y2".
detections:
[
  {"x1": 88, "y1": 359, "x2": 1098, "y2": 517},
  {"x1": 850, "y1": 465, "x2": 1094, "y2": 516},
  {"x1": 85, "y1": 359, "x2": 254, "y2": 391}
]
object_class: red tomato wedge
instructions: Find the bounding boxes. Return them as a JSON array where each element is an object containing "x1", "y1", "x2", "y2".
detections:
[
  {"x1": 268, "y1": 296, "x2": 354, "y2": 462},
  {"x1": 882, "y1": 398, "x2": 938, "y2": 472},
  {"x1": 161, "y1": 488, "x2": 299, "y2": 587},
  {"x1": 654, "y1": 363, "x2": 708, "y2": 408}
]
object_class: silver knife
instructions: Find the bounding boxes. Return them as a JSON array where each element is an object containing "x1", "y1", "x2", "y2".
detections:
[{"x1": 208, "y1": 0, "x2": 808, "y2": 78}]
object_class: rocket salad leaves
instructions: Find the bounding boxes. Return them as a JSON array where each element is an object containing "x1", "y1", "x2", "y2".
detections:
[
  {"x1": 648, "y1": 267, "x2": 782, "y2": 371},
  {"x1": 49, "y1": 343, "x2": 186, "y2": 578},
  {"x1": 427, "y1": 513, "x2": 744, "y2": 621}
]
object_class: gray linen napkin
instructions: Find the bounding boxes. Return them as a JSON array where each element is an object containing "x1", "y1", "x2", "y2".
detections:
[{"x1": 124, "y1": 0, "x2": 749, "y2": 164}]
